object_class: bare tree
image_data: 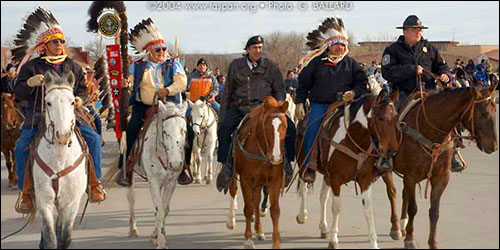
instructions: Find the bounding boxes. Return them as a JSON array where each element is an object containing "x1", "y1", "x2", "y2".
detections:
[
  {"x1": 84, "y1": 37, "x2": 106, "y2": 63},
  {"x1": 263, "y1": 31, "x2": 307, "y2": 76}
]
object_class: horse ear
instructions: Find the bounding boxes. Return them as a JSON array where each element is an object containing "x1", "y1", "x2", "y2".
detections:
[
  {"x1": 44, "y1": 71, "x2": 54, "y2": 86},
  {"x1": 158, "y1": 100, "x2": 167, "y2": 114},
  {"x1": 281, "y1": 101, "x2": 289, "y2": 113},
  {"x1": 376, "y1": 89, "x2": 387, "y2": 103},
  {"x1": 188, "y1": 100, "x2": 194, "y2": 108},
  {"x1": 67, "y1": 71, "x2": 75, "y2": 88},
  {"x1": 470, "y1": 86, "x2": 483, "y2": 99},
  {"x1": 178, "y1": 101, "x2": 188, "y2": 114},
  {"x1": 390, "y1": 89, "x2": 399, "y2": 104}
]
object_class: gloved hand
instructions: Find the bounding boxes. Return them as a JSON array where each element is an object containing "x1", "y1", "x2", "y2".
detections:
[
  {"x1": 27, "y1": 74, "x2": 44, "y2": 87},
  {"x1": 75, "y1": 97, "x2": 84, "y2": 108},
  {"x1": 295, "y1": 103, "x2": 305, "y2": 120},
  {"x1": 342, "y1": 90, "x2": 355, "y2": 102}
]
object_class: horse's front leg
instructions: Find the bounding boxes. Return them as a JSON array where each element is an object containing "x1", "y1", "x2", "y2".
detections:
[
  {"x1": 327, "y1": 180, "x2": 342, "y2": 249},
  {"x1": 269, "y1": 177, "x2": 282, "y2": 249},
  {"x1": 39, "y1": 205, "x2": 57, "y2": 249},
  {"x1": 157, "y1": 177, "x2": 178, "y2": 249},
  {"x1": 402, "y1": 178, "x2": 418, "y2": 249},
  {"x1": 428, "y1": 172, "x2": 450, "y2": 249},
  {"x1": 193, "y1": 144, "x2": 202, "y2": 184},
  {"x1": 204, "y1": 147, "x2": 214, "y2": 185},
  {"x1": 254, "y1": 186, "x2": 266, "y2": 241},
  {"x1": 56, "y1": 202, "x2": 79, "y2": 249},
  {"x1": 2, "y1": 149, "x2": 14, "y2": 188},
  {"x1": 148, "y1": 180, "x2": 162, "y2": 246},
  {"x1": 319, "y1": 179, "x2": 331, "y2": 239},
  {"x1": 382, "y1": 172, "x2": 402, "y2": 240},
  {"x1": 11, "y1": 150, "x2": 18, "y2": 188},
  {"x1": 128, "y1": 181, "x2": 139, "y2": 237},
  {"x1": 296, "y1": 179, "x2": 308, "y2": 224},
  {"x1": 227, "y1": 175, "x2": 238, "y2": 230},
  {"x1": 359, "y1": 183, "x2": 379, "y2": 249},
  {"x1": 241, "y1": 178, "x2": 256, "y2": 249}
]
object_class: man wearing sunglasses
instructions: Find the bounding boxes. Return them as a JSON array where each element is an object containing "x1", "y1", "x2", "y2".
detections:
[
  {"x1": 381, "y1": 15, "x2": 467, "y2": 172},
  {"x1": 116, "y1": 18, "x2": 190, "y2": 187},
  {"x1": 13, "y1": 11, "x2": 106, "y2": 214}
]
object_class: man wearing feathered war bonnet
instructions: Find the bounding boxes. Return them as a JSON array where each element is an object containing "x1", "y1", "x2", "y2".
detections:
[
  {"x1": 115, "y1": 18, "x2": 193, "y2": 186},
  {"x1": 295, "y1": 17, "x2": 368, "y2": 183},
  {"x1": 12, "y1": 7, "x2": 106, "y2": 214}
]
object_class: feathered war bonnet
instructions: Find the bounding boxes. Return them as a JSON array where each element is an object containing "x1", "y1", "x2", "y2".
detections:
[
  {"x1": 129, "y1": 18, "x2": 166, "y2": 57},
  {"x1": 11, "y1": 7, "x2": 66, "y2": 73},
  {"x1": 297, "y1": 17, "x2": 349, "y2": 73}
]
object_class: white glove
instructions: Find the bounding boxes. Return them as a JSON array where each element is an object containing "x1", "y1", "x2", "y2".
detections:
[
  {"x1": 342, "y1": 90, "x2": 355, "y2": 102},
  {"x1": 75, "y1": 97, "x2": 83, "y2": 108},
  {"x1": 27, "y1": 74, "x2": 44, "y2": 87},
  {"x1": 295, "y1": 103, "x2": 305, "y2": 120}
]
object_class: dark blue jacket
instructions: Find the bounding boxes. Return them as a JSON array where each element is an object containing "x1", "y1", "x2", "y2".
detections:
[{"x1": 296, "y1": 52, "x2": 368, "y2": 104}]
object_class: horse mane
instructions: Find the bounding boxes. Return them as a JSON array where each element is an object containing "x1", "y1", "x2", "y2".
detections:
[
  {"x1": 162, "y1": 101, "x2": 185, "y2": 118},
  {"x1": 243, "y1": 96, "x2": 284, "y2": 136}
]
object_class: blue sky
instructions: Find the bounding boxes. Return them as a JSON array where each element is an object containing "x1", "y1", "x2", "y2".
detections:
[{"x1": 1, "y1": 1, "x2": 498, "y2": 54}]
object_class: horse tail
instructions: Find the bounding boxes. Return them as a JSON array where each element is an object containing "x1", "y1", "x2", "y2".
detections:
[{"x1": 101, "y1": 158, "x2": 119, "y2": 189}]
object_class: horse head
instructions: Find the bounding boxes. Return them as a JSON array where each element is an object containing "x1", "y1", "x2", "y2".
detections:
[
  {"x1": 369, "y1": 89, "x2": 400, "y2": 159},
  {"x1": 44, "y1": 71, "x2": 76, "y2": 146},
  {"x1": 1, "y1": 93, "x2": 22, "y2": 131},
  {"x1": 158, "y1": 100, "x2": 188, "y2": 171},
  {"x1": 462, "y1": 84, "x2": 498, "y2": 154},
  {"x1": 247, "y1": 96, "x2": 288, "y2": 165},
  {"x1": 188, "y1": 99, "x2": 210, "y2": 136}
]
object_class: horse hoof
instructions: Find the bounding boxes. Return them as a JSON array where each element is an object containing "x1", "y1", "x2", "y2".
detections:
[
  {"x1": 327, "y1": 241, "x2": 339, "y2": 249},
  {"x1": 194, "y1": 179, "x2": 201, "y2": 184},
  {"x1": 206, "y1": 179, "x2": 211, "y2": 185},
  {"x1": 404, "y1": 240, "x2": 417, "y2": 249},
  {"x1": 390, "y1": 229, "x2": 402, "y2": 240},
  {"x1": 129, "y1": 229, "x2": 139, "y2": 238},
  {"x1": 150, "y1": 235, "x2": 158, "y2": 246},
  {"x1": 296, "y1": 215, "x2": 306, "y2": 224},
  {"x1": 244, "y1": 240, "x2": 256, "y2": 249},
  {"x1": 226, "y1": 219, "x2": 235, "y2": 230},
  {"x1": 256, "y1": 233, "x2": 266, "y2": 241},
  {"x1": 260, "y1": 208, "x2": 268, "y2": 217},
  {"x1": 320, "y1": 232, "x2": 329, "y2": 239}
]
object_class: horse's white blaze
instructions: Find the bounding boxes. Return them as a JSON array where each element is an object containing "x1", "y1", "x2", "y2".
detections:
[
  {"x1": 271, "y1": 118, "x2": 281, "y2": 164},
  {"x1": 361, "y1": 187, "x2": 379, "y2": 249}
]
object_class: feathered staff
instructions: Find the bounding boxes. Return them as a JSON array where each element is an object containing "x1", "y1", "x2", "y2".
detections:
[
  {"x1": 297, "y1": 17, "x2": 349, "y2": 73},
  {"x1": 93, "y1": 56, "x2": 115, "y2": 128},
  {"x1": 87, "y1": 1, "x2": 129, "y2": 132}
]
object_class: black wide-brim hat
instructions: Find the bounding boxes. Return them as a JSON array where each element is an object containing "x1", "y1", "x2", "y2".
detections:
[{"x1": 396, "y1": 15, "x2": 428, "y2": 29}]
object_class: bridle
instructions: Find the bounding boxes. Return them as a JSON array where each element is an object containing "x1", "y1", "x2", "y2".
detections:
[
  {"x1": 43, "y1": 86, "x2": 76, "y2": 146},
  {"x1": 155, "y1": 112, "x2": 187, "y2": 171}
]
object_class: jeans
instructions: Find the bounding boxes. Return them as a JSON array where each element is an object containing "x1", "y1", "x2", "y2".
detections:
[{"x1": 303, "y1": 102, "x2": 330, "y2": 167}]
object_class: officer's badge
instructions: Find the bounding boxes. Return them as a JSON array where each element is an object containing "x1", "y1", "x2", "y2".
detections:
[
  {"x1": 382, "y1": 54, "x2": 390, "y2": 66},
  {"x1": 423, "y1": 46, "x2": 428, "y2": 53}
]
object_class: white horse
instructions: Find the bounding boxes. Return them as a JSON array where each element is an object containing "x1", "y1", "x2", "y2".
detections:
[
  {"x1": 127, "y1": 101, "x2": 188, "y2": 249},
  {"x1": 33, "y1": 72, "x2": 87, "y2": 249},
  {"x1": 188, "y1": 100, "x2": 217, "y2": 184}
]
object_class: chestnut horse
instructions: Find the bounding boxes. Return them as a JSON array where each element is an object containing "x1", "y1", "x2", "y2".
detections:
[
  {"x1": 226, "y1": 96, "x2": 288, "y2": 249},
  {"x1": 295, "y1": 90, "x2": 400, "y2": 248},
  {"x1": 1, "y1": 93, "x2": 24, "y2": 188},
  {"x1": 384, "y1": 84, "x2": 498, "y2": 249}
]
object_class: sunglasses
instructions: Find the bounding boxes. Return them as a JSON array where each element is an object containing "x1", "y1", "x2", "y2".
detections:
[
  {"x1": 50, "y1": 39, "x2": 66, "y2": 45},
  {"x1": 155, "y1": 47, "x2": 167, "y2": 53}
]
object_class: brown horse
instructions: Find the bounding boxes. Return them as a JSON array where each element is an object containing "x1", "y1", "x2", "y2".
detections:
[
  {"x1": 295, "y1": 90, "x2": 400, "y2": 248},
  {"x1": 1, "y1": 93, "x2": 24, "y2": 189},
  {"x1": 384, "y1": 84, "x2": 498, "y2": 249},
  {"x1": 226, "y1": 96, "x2": 288, "y2": 249}
]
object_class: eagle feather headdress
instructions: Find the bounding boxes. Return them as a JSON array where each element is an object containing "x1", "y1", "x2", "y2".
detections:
[
  {"x1": 129, "y1": 18, "x2": 165, "y2": 55},
  {"x1": 11, "y1": 7, "x2": 65, "y2": 73},
  {"x1": 297, "y1": 17, "x2": 349, "y2": 73}
]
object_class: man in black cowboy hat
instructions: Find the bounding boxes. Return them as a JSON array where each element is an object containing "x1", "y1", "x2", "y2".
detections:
[
  {"x1": 381, "y1": 15, "x2": 466, "y2": 172},
  {"x1": 215, "y1": 35, "x2": 296, "y2": 194}
]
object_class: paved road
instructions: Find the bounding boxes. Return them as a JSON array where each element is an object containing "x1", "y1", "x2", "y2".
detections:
[{"x1": 1, "y1": 108, "x2": 498, "y2": 249}]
